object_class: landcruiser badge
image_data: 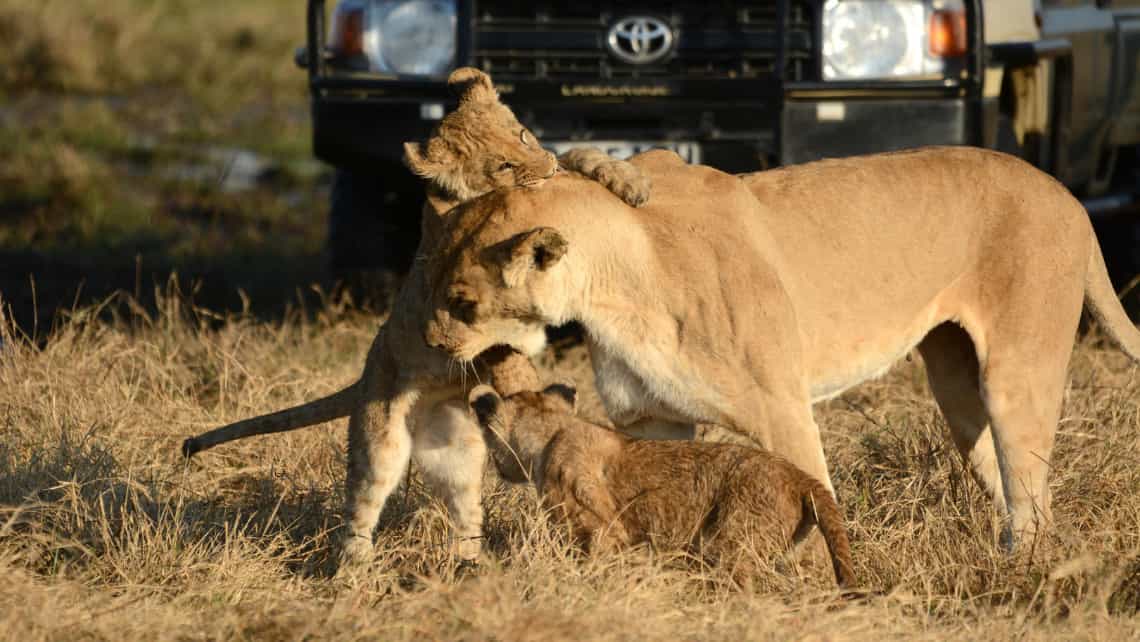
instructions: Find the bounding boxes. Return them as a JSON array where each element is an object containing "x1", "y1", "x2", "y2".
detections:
[{"x1": 606, "y1": 16, "x2": 674, "y2": 65}]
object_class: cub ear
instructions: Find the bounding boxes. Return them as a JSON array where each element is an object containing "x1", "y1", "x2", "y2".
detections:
[
  {"x1": 403, "y1": 141, "x2": 444, "y2": 179},
  {"x1": 447, "y1": 67, "x2": 498, "y2": 104},
  {"x1": 501, "y1": 227, "x2": 568, "y2": 288},
  {"x1": 468, "y1": 385, "x2": 503, "y2": 425},
  {"x1": 543, "y1": 382, "x2": 578, "y2": 413}
]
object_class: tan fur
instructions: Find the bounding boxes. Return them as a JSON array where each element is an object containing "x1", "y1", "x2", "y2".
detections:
[
  {"x1": 418, "y1": 146, "x2": 1140, "y2": 551},
  {"x1": 467, "y1": 382, "x2": 856, "y2": 588},
  {"x1": 181, "y1": 67, "x2": 649, "y2": 568}
]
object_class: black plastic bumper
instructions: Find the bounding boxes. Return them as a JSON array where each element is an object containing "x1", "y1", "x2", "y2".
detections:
[
  {"x1": 315, "y1": 89, "x2": 986, "y2": 177},
  {"x1": 781, "y1": 98, "x2": 976, "y2": 166}
]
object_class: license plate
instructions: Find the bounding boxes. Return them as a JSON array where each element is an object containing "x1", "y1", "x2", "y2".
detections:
[{"x1": 548, "y1": 140, "x2": 702, "y2": 164}]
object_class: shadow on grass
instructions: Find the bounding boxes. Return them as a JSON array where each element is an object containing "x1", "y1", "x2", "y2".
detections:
[
  {"x1": 0, "y1": 429, "x2": 423, "y2": 580},
  {"x1": 0, "y1": 242, "x2": 351, "y2": 340}
]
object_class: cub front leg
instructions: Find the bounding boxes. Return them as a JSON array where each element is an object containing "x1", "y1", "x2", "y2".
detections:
[
  {"x1": 558, "y1": 147, "x2": 652, "y2": 207},
  {"x1": 413, "y1": 399, "x2": 487, "y2": 562},
  {"x1": 544, "y1": 471, "x2": 632, "y2": 554}
]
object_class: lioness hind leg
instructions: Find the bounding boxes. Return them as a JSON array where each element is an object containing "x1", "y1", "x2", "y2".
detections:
[
  {"x1": 413, "y1": 400, "x2": 487, "y2": 562},
  {"x1": 918, "y1": 323, "x2": 1006, "y2": 514},
  {"x1": 620, "y1": 419, "x2": 695, "y2": 440},
  {"x1": 979, "y1": 294, "x2": 1081, "y2": 550},
  {"x1": 981, "y1": 350, "x2": 1068, "y2": 551}
]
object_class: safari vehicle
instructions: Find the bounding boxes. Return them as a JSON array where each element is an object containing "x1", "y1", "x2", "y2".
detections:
[{"x1": 296, "y1": 0, "x2": 1140, "y2": 286}]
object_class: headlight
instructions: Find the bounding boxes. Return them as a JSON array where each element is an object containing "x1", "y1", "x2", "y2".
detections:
[
  {"x1": 329, "y1": 0, "x2": 456, "y2": 76},
  {"x1": 822, "y1": 0, "x2": 965, "y2": 80}
]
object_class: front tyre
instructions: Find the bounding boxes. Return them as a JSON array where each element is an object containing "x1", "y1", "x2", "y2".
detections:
[{"x1": 327, "y1": 168, "x2": 422, "y2": 307}]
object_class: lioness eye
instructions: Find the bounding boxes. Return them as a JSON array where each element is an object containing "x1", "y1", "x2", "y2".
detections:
[
  {"x1": 498, "y1": 161, "x2": 515, "y2": 172},
  {"x1": 519, "y1": 130, "x2": 531, "y2": 146}
]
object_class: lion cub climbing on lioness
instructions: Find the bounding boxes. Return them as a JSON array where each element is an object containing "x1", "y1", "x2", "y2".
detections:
[{"x1": 467, "y1": 383, "x2": 856, "y2": 589}]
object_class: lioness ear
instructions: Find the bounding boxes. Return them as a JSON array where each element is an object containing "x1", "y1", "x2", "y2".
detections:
[
  {"x1": 501, "y1": 227, "x2": 568, "y2": 288},
  {"x1": 543, "y1": 382, "x2": 578, "y2": 413},
  {"x1": 448, "y1": 67, "x2": 498, "y2": 104},
  {"x1": 468, "y1": 385, "x2": 503, "y2": 425}
]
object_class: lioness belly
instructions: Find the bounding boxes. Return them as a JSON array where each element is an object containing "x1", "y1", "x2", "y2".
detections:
[{"x1": 586, "y1": 337, "x2": 721, "y2": 428}]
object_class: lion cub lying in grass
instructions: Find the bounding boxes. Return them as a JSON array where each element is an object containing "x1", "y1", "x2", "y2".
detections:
[{"x1": 467, "y1": 383, "x2": 856, "y2": 589}]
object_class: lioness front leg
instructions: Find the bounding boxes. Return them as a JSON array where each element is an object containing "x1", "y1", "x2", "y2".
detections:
[{"x1": 558, "y1": 147, "x2": 651, "y2": 207}]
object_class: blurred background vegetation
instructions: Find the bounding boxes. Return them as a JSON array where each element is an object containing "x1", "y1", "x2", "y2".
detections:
[{"x1": 0, "y1": 0, "x2": 335, "y2": 333}]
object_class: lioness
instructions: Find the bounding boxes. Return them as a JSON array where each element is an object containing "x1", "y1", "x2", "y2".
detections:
[
  {"x1": 467, "y1": 382, "x2": 856, "y2": 589},
  {"x1": 418, "y1": 146, "x2": 1140, "y2": 549},
  {"x1": 181, "y1": 67, "x2": 650, "y2": 566}
]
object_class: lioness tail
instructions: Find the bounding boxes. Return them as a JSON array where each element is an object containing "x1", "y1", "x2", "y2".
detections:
[
  {"x1": 181, "y1": 381, "x2": 359, "y2": 458},
  {"x1": 1084, "y1": 231, "x2": 1140, "y2": 361}
]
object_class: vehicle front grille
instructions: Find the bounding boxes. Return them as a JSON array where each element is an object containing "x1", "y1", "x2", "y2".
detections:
[{"x1": 472, "y1": 1, "x2": 815, "y2": 82}]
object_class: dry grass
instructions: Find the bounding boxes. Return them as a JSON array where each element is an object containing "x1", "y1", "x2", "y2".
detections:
[
  {"x1": 0, "y1": 290, "x2": 1138, "y2": 640},
  {"x1": 0, "y1": 0, "x2": 304, "y2": 101}
]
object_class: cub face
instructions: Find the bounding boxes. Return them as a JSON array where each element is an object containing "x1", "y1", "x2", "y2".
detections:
[
  {"x1": 468, "y1": 382, "x2": 578, "y2": 483},
  {"x1": 403, "y1": 67, "x2": 558, "y2": 202}
]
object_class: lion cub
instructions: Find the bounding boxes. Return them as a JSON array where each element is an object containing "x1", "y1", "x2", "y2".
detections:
[
  {"x1": 404, "y1": 67, "x2": 651, "y2": 249},
  {"x1": 467, "y1": 384, "x2": 856, "y2": 589}
]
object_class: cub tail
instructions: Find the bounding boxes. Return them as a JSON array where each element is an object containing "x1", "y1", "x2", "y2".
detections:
[
  {"x1": 801, "y1": 481, "x2": 856, "y2": 589},
  {"x1": 181, "y1": 381, "x2": 359, "y2": 458}
]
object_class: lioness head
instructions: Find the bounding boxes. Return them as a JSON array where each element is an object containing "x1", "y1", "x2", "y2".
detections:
[
  {"x1": 403, "y1": 67, "x2": 558, "y2": 201},
  {"x1": 422, "y1": 186, "x2": 575, "y2": 360},
  {"x1": 468, "y1": 382, "x2": 578, "y2": 483}
]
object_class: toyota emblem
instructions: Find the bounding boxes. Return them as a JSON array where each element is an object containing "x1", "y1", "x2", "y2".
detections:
[{"x1": 606, "y1": 16, "x2": 674, "y2": 65}]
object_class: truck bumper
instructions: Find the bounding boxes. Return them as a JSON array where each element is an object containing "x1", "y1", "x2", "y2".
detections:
[
  {"x1": 781, "y1": 98, "x2": 977, "y2": 166},
  {"x1": 314, "y1": 89, "x2": 989, "y2": 176}
]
